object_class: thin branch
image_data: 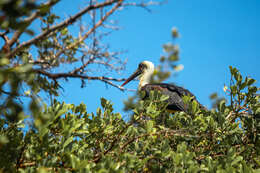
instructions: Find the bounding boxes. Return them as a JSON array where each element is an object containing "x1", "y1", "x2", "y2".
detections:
[
  {"x1": 71, "y1": 55, "x2": 95, "y2": 74},
  {"x1": 53, "y1": 0, "x2": 122, "y2": 59},
  {"x1": 7, "y1": 0, "x2": 121, "y2": 58},
  {"x1": 33, "y1": 69, "x2": 124, "y2": 81},
  {"x1": 0, "y1": 34, "x2": 10, "y2": 53},
  {"x1": 123, "y1": 0, "x2": 166, "y2": 12},
  {"x1": 196, "y1": 153, "x2": 224, "y2": 161},
  {"x1": 0, "y1": 30, "x2": 9, "y2": 38},
  {"x1": 91, "y1": 60, "x2": 124, "y2": 71},
  {"x1": 16, "y1": 142, "x2": 27, "y2": 171},
  {"x1": 19, "y1": 162, "x2": 36, "y2": 168},
  {"x1": 32, "y1": 68, "x2": 134, "y2": 91}
]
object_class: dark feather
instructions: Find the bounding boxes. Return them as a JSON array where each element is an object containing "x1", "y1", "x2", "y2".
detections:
[{"x1": 141, "y1": 83, "x2": 205, "y2": 113}]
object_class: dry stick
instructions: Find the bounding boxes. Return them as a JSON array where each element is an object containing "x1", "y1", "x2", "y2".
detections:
[
  {"x1": 19, "y1": 162, "x2": 36, "y2": 168},
  {"x1": 70, "y1": 54, "x2": 96, "y2": 75},
  {"x1": 16, "y1": 143, "x2": 27, "y2": 171},
  {"x1": 54, "y1": 1, "x2": 122, "y2": 61},
  {"x1": 1, "y1": 34, "x2": 10, "y2": 53},
  {"x1": 33, "y1": 69, "x2": 129, "y2": 91},
  {"x1": 123, "y1": 1, "x2": 162, "y2": 12},
  {"x1": 196, "y1": 154, "x2": 224, "y2": 161},
  {"x1": 33, "y1": 69, "x2": 125, "y2": 81},
  {"x1": 7, "y1": 0, "x2": 121, "y2": 58}
]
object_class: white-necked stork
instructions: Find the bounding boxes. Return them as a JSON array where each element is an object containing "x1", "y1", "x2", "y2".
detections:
[{"x1": 121, "y1": 61, "x2": 205, "y2": 113}]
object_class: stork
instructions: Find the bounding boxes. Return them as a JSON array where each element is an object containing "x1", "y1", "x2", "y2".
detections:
[{"x1": 121, "y1": 61, "x2": 205, "y2": 113}]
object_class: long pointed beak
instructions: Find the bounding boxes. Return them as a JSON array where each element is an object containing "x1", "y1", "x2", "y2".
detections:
[{"x1": 121, "y1": 69, "x2": 142, "y2": 87}]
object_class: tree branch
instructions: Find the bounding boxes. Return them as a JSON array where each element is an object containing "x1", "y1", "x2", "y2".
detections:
[
  {"x1": 7, "y1": 0, "x2": 121, "y2": 58},
  {"x1": 123, "y1": 0, "x2": 165, "y2": 12},
  {"x1": 53, "y1": 0, "x2": 123, "y2": 59},
  {"x1": 33, "y1": 68, "x2": 131, "y2": 91}
]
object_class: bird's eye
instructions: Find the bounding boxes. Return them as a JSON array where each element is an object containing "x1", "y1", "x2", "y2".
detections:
[{"x1": 139, "y1": 63, "x2": 146, "y2": 69}]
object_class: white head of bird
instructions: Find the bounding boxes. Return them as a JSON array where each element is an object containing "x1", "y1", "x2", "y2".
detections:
[{"x1": 121, "y1": 61, "x2": 155, "y2": 90}]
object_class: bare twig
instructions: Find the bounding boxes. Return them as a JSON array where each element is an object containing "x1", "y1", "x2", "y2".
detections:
[
  {"x1": 16, "y1": 143, "x2": 27, "y2": 171},
  {"x1": 32, "y1": 68, "x2": 134, "y2": 91},
  {"x1": 225, "y1": 111, "x2": 234, "y2": 120},
  {"x1": 123, "y1": 0, "x2": 166, "y2": 12},
  {"x1": 33, "y1": 69, "x2": 124, "y2": 81},
  {"x1": 53, "y1": 0, "x2": 122, "y2": 60},
  {"x1": 7, "y1": 0, "x2": 121, "y2": 58}
]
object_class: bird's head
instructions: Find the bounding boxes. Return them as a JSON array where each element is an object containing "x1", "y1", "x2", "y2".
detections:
[{"x1": 121, "y1": 61, "x2": 154, "y2": 88}]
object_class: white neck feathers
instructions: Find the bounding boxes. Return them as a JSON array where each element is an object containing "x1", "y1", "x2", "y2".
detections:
[{"x1": 138, "y1": 61, "x2": 154, "y2": 90}]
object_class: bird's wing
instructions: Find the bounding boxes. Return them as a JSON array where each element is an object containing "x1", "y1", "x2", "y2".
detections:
[
  {"x1": 142, "y1": 83, "x2": 207, "y2": 112},
  {"x1": 162, "y1": 83, "x2": 206, "y2": 110},
  {"x1": 141, "y1": 84, "x2": 188, "y2": 112}
]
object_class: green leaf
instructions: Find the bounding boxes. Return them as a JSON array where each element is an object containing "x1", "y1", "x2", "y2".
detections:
[
  {"x1": 70, "y1": 154, "x2": 79, "y2": 168},
  {"x1": 254, "y1": 158, "x2": 260, "y2": 166},
  {"x1": 104, "y1": 125, "x2": 114, "y2": 135},
  {"x1": 247, "y1": 78, "x2": 256, "y2": 86},
  {"x1": 230, "y1": 85, "x2": 237, "y2": 96},
  {"x1": 160, "y1": 94, "x2": 169, "y2": 101},
  {"x1": 248, "y1": 86, "x2": 257, "y2": 93},
  {"x1": 231, "y1": 156, "x2": 243, "y2": 166},
  {"x1": 146, "y1": 120, "x2": 154, "y2": 132},
  {"x1": 63, "y1": 136, "x2": 73, "y2": 149},
  {"x1": 100, "y1": 142, "x2": 104, "y2": 152},
  {"x1": 0, "y1": 135, "x2": 9, "y2": 145},
  {"x1": 240, "y1": 81, "x2": 247, "y2": 90},
  {"x1": 191, "y1": 100, "x2": 198, "y2": 114},
  {"x1": 255, "y1": 107, "x2": 260, "y2": 115},
  {"x1": 61, "y1": 27, "x2": 68, "y2": 35},
  {"x1": 219, "y1": 100, "x2": 226, "y2": 112},
  {"x1": 101, "y1": 97, "x2": 107, "y2": 109},
  {"x1": 229, "y1": 66, "x2": 234, "y2": 75},
  {"x1": 25, "y1": 29, "x2": 34, "y2": 36},
  {"x1": 0, "y1": 57, "x2": 9, "y2": 65},
  {"x1": 163, "y1": 43, "x2": 175, "y2": 53}
]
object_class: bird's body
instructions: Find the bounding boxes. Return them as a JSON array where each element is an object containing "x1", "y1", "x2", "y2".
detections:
[
  {"x1": 121, "y1": 61, "x2": 205, "y2": 113},
  {"x1": 141, "y1": 83, "x2": 192, "y2": 112}
]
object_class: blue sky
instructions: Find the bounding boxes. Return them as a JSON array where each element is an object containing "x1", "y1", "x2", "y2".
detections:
[{"x1": 54, "y1": 0, "x2": 259, "y2": 119}]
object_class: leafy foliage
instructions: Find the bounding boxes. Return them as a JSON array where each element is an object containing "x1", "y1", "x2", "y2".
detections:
[{"x1": 0, "y1": 67, "x2": 259, "y2": 172}]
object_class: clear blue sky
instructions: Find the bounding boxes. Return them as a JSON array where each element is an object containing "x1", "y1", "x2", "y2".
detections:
[{"x1": 54, "y1": 0, "x2": 259, "y2": 119}]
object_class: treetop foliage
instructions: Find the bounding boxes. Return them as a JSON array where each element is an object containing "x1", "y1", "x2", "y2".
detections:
[{"x1": 0, "y1": 65, "x2": 259, "y2": 172}]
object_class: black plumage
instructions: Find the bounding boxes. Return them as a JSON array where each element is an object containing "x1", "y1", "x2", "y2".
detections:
[{"x1": 141, "y1": 83, "x2": 205, "y2": 113}]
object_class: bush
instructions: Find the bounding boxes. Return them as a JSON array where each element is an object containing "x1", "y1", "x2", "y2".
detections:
[{"x1": 0, "y1": 66, "x2": 259, "y2": 172}]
